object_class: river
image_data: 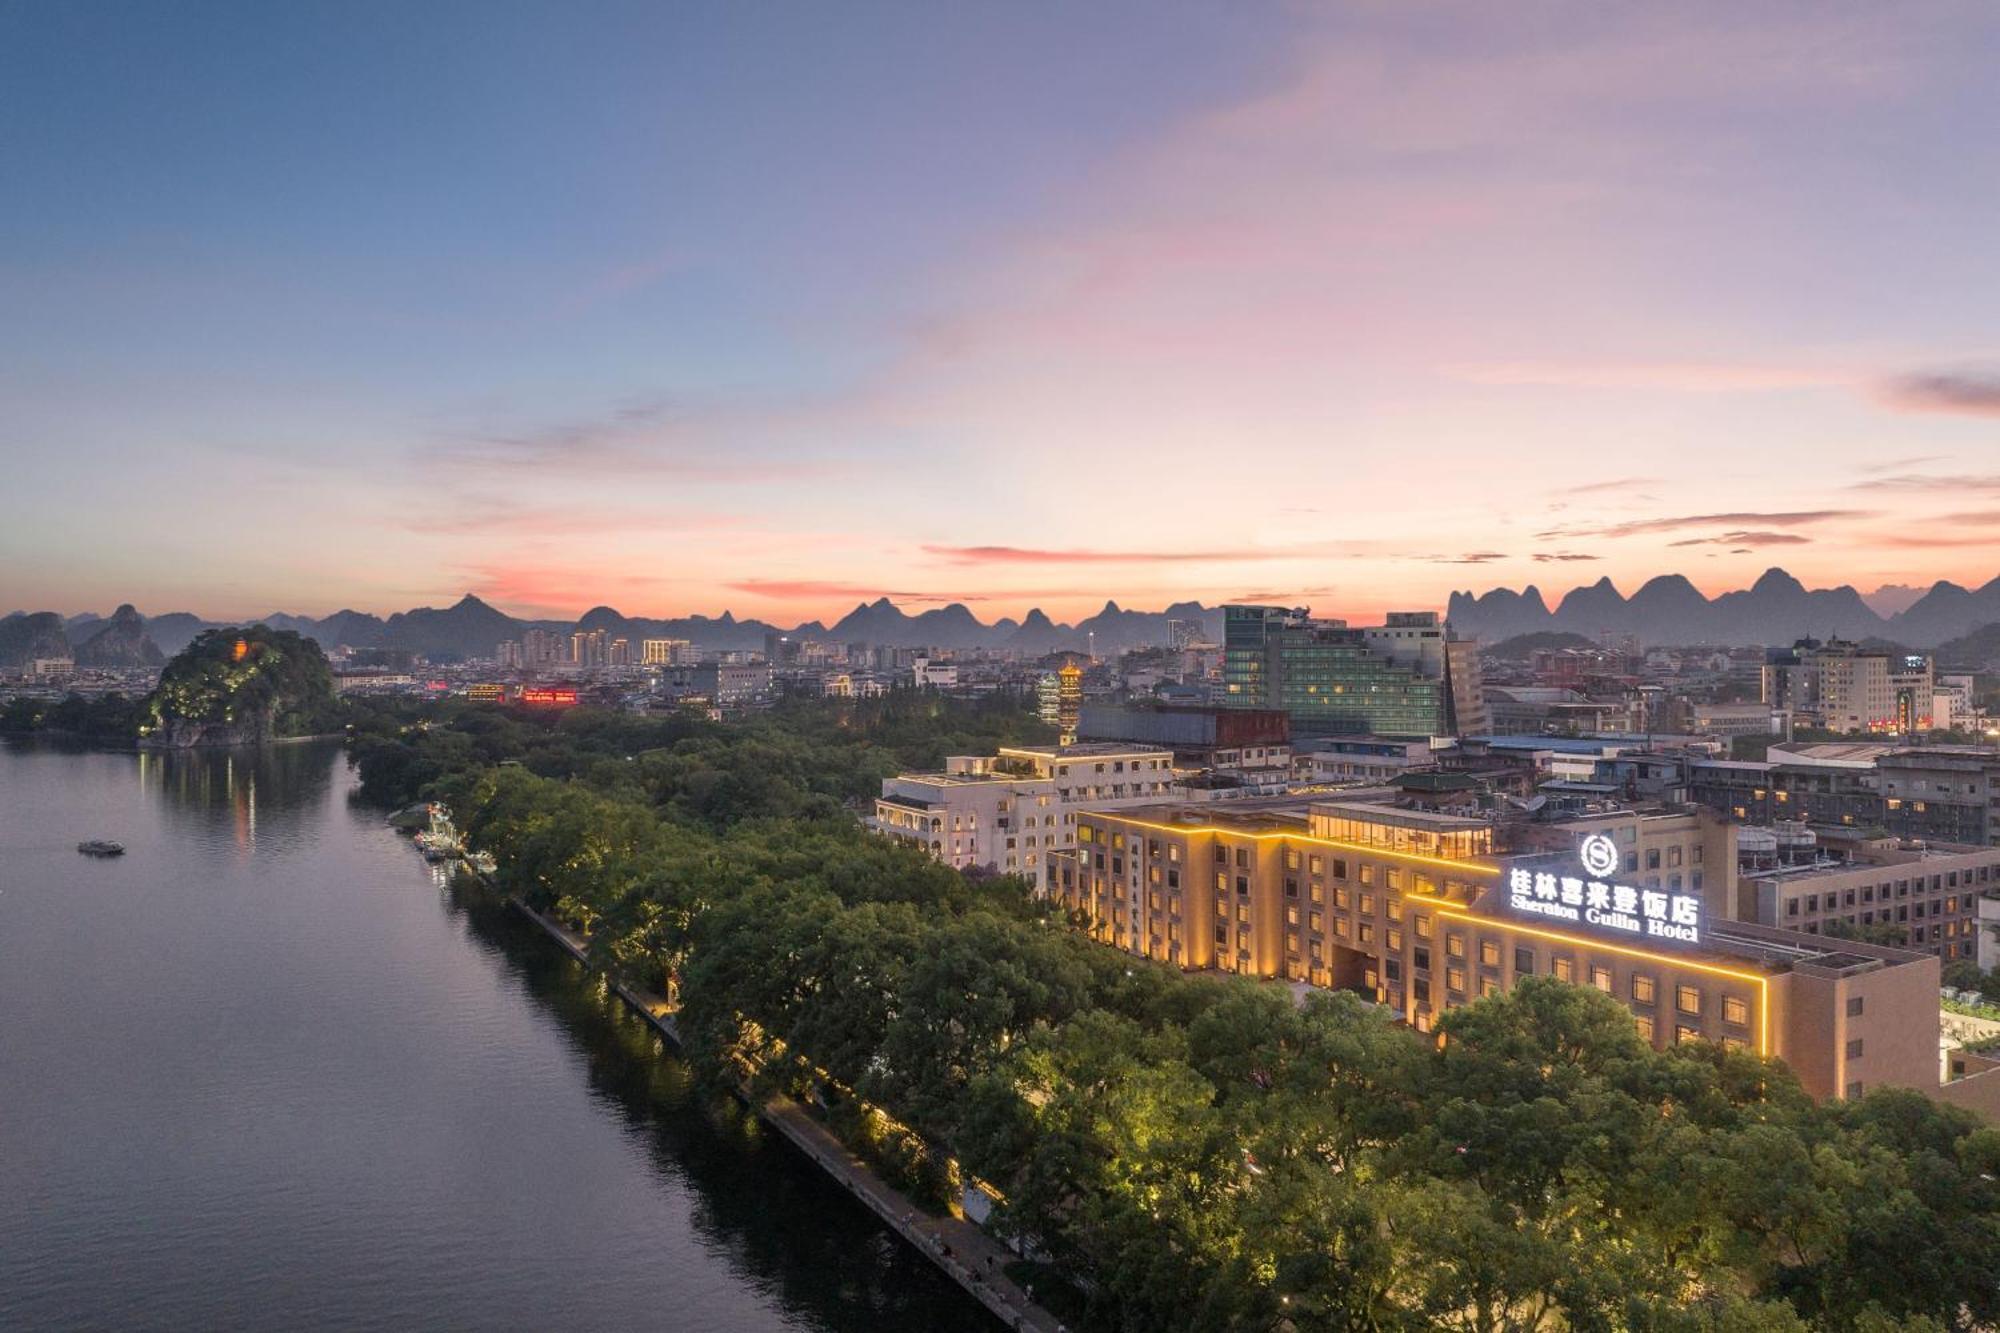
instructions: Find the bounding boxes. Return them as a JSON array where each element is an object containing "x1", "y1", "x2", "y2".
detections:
[{"x1": 0, "y1": 740, "x2": 993, "y2": 1330}]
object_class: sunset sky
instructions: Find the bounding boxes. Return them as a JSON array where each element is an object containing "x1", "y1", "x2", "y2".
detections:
[{"x1": 5, "y1": 2, "x2": 1999, "y2": 626}]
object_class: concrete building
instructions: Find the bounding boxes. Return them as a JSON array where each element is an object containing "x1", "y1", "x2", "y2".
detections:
[
  {"x1": 1687, "y1": 701, "x2": 1788, "y2": 741},
  {"x1": 911, "y1": 657, "x2": 958, "y2": 688},
  {"x1": 1879, "y1": 748, "x2": 2000, "y2": 846},
  {"x1": 642, "y1": 638, "x2": 695, "y2": 666},
  {"x1": 1049, "y1": 799, "x2": 1940, "y2": 1102},
  {"x1": 1686, "y1": 757, "x2": 1883, "y2": 830},
  {"x1": 1296, "y1": 736, "x2": 1439, "y2": 785},
  {"x1": 1221, "y1": 606, "x2": 1482, "y2": 738},
  {"x1": 869, "y1": 742, "x2": 1176, "y2": 886},
  {"x1": 1744, "y1": 837, "x2": 2000, "y2": 963},
  {"x1": 1078, "y1": 704, "x2": 1289, "y2": 771},
  {"x1": 1763, "y1": 640, "x2": 1931, "y2": 734},
  {"x1": 658, "y1": 662, "x2": 771, "y2": 708},
  {"x1": 1482, "y1": 687, "x2": 1635, "y2": 736}
]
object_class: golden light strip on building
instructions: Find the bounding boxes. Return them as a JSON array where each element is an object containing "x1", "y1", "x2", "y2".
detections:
[
  {"x1": 1426, "y1": 905, "x2": 1770, "y2": 1057},
  {"x1": 1087, "y1": 814, "x2": 1502, "y2": 876}
]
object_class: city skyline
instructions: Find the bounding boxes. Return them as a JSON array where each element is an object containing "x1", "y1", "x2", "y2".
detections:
[{"x1": 7, "y1": 3, "x2": 2000, "y2": 622}]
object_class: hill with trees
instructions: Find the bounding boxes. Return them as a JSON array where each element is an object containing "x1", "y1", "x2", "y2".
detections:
[
  {"x1": 142, "y1": 627, "x2": 343, "y2": 747},
  {"x1": 1481, "y1": 630, "x2": 1598, "y2": 660}
]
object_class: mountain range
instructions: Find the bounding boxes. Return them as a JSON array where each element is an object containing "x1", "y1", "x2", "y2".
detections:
[
  {"x1": 1448, "y1": 568, "x2": 2000, "y2": 650},
  {"x1": 2, "y1": 595, "x2": 1226, "y2": 667},
  {"x1": 13, "y1": 567, "x2": 2000, "y2": 671}
]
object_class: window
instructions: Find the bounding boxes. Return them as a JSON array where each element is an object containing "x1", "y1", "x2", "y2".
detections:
[
  {"x1": 1846, "y1": 996, "x2": 1864, "y2": 1018},
  {"x1": 1446, "y1": 933, "x2": 1465, "y2": 959},
  {"x1": 1722, "y1": 995, "x2": 1749, "y2": 1026},
  {"x1": 1635, "y1": 1014, "x2": 1656, "y2": 1042},
  {"x1": 1631, "y1": 975, "x2": 1657, "y2": 1005},
  {"x1": 1552, "y1": 957, "x2": 1574, "y2": 983},
  {"x1": 1845, "y1": 1080, "x2": 1863, "y2": 1100},
  {"x1": 1446, "y1": 967, "x2": 1466, "y2": 994},
  {"x1": 1676, "y1": 1024, "x2": 1701, "y2": 1045},
  {"x1": 1514, "y1": 947, "x2": 1535, "y2": 976},
  {"x1": 1846, "y1": 1038, "x2": 1864, "y2": 1059},
  {"x1": 1479, "y1": 940, "x2": 1500, "y2": 967},
  {"x1": 1415, "y1": 913, "x2": 1432, "y2": 939},
  {"x1": 1676, "y1": 984, "x2": 1701, "y2": 1016},
  {"x1": 1590, "y1": 965, "x2": 1612, "y2": 993}
]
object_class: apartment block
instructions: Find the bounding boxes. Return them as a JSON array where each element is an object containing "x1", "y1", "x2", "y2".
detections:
[
  {"x1": 1746, "y1": 837, "x2": 2000, "y2": 962},
  {"x1": 869, "y1": 742, "x2": 1176, "y2": 885}
]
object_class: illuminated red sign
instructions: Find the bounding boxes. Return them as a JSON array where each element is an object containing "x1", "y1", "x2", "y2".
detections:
[{"x1": 519, "y1": 688, "x2": 578, "y2": 706}]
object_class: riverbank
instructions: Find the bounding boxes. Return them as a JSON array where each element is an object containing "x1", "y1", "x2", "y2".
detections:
[{"x1": 510, "y1": 899, "x2": 1066, "y2": 1333}]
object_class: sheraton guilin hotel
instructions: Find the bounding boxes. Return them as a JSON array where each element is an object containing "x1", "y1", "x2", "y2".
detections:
[{"x1": 1048, "y1": 798, "x2": 1942, "y2": 1103}]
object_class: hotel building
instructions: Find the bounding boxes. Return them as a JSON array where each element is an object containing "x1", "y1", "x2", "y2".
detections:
[
  {"x1": 1048, "y1": 799, "x2": 1940, "y2": 1102},
  {"x1": 870, "y1": 742, "x2": 1175, "y2": 886}
]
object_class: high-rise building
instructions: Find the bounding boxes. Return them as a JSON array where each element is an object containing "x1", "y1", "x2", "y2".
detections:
[
  {"x1": 641, "y1": 638, "x2": 694, "y2": 666},
  {"x1": 1763, "y1": 640, "x2": 1928, "y2": 733},
  {"x1": 569, "y1": 628, "x2": 607, "y2": 668},
  {"x1": 520, "y1": 628, "x2": 563, "y2": 668},
  {"x1": 607, "y1": 637, "x2": 631, "y2": 667},
  {"x1": 1221, "y1": 606, "x2": 1480, "y2": 738}
]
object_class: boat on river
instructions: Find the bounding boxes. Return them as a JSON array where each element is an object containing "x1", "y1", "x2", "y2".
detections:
[{"x1": 77, "y1": 840, "x2": 125, "y2": 857}]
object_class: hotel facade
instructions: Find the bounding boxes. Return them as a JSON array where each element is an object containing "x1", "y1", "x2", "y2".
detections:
[{"x1": 1048, "y1": 799, "x2": 1940, "y2": 1102}]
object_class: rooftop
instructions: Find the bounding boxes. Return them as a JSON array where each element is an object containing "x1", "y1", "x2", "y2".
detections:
[{"x1": 998, "y1": 742, "x2": 1173, "y2": 759}]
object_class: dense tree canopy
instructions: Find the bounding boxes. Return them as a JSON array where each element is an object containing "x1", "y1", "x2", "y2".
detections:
[
  {"x1": 145, "y1": 626, "x2": 344, "y2": 740},
  {"x1": 351, "y1": 697, "x2": 2000, "y2": 1331}
]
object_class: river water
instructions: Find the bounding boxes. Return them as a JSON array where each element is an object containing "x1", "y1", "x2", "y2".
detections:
[{"x1": 0, "y1": 740, "x2": 991, "y2": 1330}]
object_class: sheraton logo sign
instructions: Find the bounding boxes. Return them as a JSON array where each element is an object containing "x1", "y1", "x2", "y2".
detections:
[{"x1": 1507, "y1": 833, "x2": 1702, "y2": 945}]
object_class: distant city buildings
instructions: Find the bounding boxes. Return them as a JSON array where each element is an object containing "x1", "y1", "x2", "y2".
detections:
[
  {"x1": 1221, "y1": 606, "x2": 1485, "y2": 738},
  {"x1": 642, "y1": 638, "x2": 695, "y2": 665},
  {"x1": 1763, "y1": 639, "x2": 1934, "y2": 733}
]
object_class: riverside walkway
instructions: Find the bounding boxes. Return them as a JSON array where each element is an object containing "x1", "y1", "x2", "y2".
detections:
[{"x1": 516, "y1": 902, "x2": 1065, "y2": 1333}]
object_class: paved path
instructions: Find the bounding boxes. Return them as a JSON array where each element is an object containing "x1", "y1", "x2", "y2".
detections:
[{"x1": 514, "y1": 902, "x2": 1066, "y2": 1333}]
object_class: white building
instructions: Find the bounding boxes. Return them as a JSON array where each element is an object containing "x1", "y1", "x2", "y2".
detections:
[
  {"x1": 911, "y1": 657, "x2": 958, "y2": 688},
  {"x1": 870, "y1": 742, "x2": 1177, "y2": 887}
]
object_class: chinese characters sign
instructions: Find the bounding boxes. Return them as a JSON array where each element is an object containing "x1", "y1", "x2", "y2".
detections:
[{"x1": 1507, "y1": 835, "x2": 1701, "y2": 945}]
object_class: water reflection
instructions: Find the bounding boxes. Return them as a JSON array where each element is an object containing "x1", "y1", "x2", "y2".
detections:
[
  {"x1": 0, "y1": 740, "x2": 989, "y2": 1332},
  {"x1": 437, "y1": 882, "x2": 988, "y2": 1328},
  {"x1": 134, "y1": 742, "x2": 335, "y2": 851}
]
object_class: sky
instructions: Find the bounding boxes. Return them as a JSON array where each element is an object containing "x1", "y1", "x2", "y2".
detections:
[{"x1": 4, "y1": 1, "x2": 2000, "y2": 626}]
